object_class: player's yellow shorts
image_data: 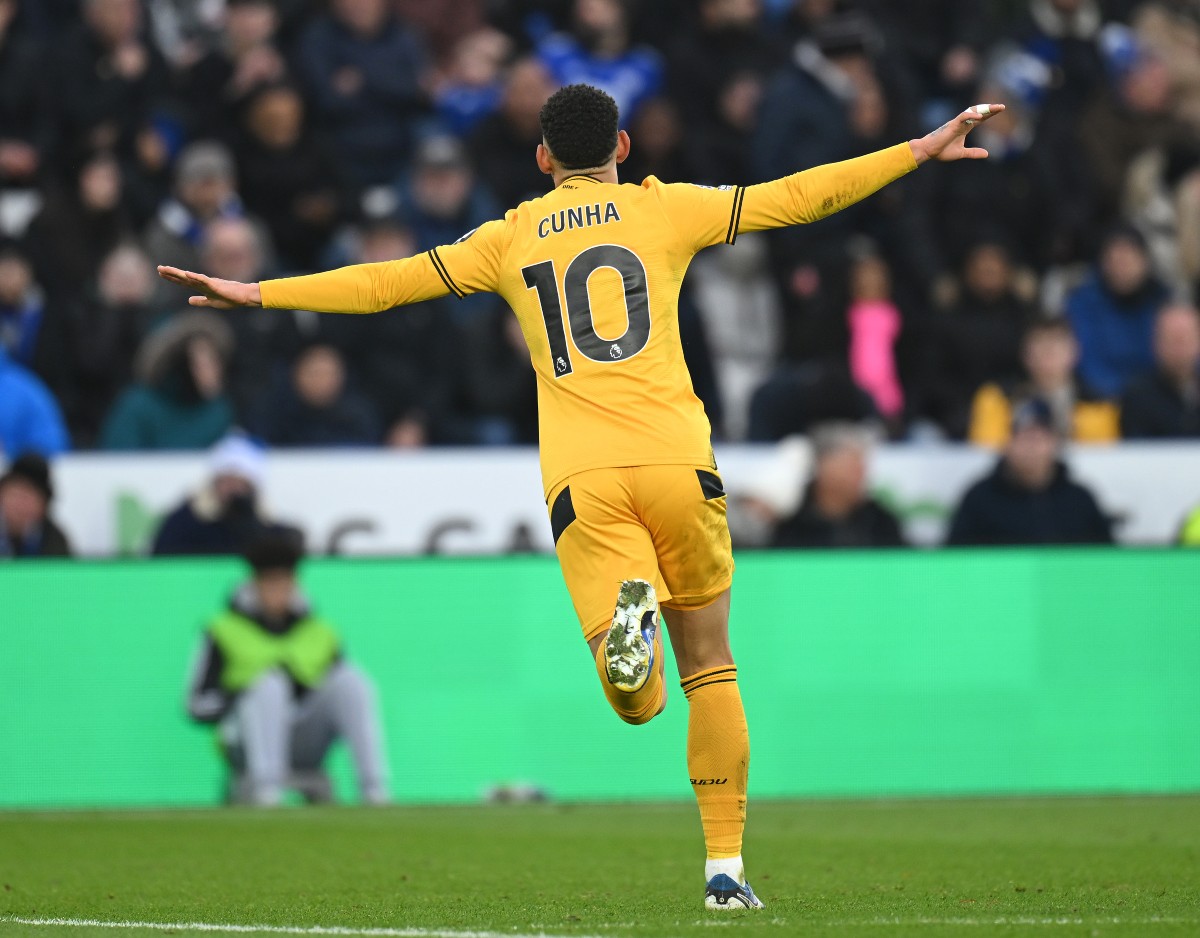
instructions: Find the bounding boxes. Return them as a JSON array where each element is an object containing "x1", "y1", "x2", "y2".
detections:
[{"x1": 546, "y1": 464, "x2": 735, "y2": 642}]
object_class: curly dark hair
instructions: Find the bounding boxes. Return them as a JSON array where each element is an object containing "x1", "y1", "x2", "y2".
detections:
[{"x1": 538, "y1": 84, "x2": 620, "y2": 171}]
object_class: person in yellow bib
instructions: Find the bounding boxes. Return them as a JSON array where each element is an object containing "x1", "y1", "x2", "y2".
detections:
[
  {"x1": 161, "y1": 84, "x2": 1004, "y2": 908},
  {"x1": 187, "y1": 534, "x2": 388, "y2": 806}
]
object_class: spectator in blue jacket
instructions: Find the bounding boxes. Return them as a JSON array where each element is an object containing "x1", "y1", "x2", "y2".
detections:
[
  {"x1": 537, "y1": 0, "x2": 662, "y2": 120},
  {"x1": 1065, "y1": 225, "x2": 1169, "y2": 399},
  {"x1": 295, "y1": 0, "x2": 429, "y2": 189},
  {"x1": 947, "y1": 398, "x2": 1113, "y2": 546},
  {"x1": 0, "y1": 345, "x2": 69, "y2": 459}
]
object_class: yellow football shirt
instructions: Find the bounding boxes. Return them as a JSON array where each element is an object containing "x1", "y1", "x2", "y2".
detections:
[{"x1": 259, "y1": 142, "x2": 917, "y2": 496}]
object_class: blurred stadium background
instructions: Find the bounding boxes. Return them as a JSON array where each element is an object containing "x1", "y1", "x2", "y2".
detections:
[{"x1": 0, "y1": 0, "x2": 1198, "y2": 828}]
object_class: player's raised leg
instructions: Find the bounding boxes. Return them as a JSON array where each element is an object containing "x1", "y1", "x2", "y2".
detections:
[
  {"x1": 550, "y1": 468, "x2": 670, "y2": 725},
  {"x1": 664, "y1": 590, "x2": 763, "y2": 910},
  {"x1": 586, "y1": 579, "x2": 667, "y2": 725}
]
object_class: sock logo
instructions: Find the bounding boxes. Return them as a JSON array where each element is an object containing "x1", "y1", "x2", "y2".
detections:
[{"x1": 690, "y1": 778, "x2": 728, "y2": 786}]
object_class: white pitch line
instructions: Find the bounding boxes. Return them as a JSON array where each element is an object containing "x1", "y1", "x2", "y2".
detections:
[
  {"x1": 0, "y1": 918, "x2": 607, "y2": 938},
  {"x1": 830, "y1": 917, "x2": 1194, "y2": 927},
  {"x1": 4, "y1": 914, "x2": 1195, "y2": 935}
]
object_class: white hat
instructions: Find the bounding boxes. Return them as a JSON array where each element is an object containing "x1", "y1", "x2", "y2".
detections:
[{"x1": 209, "y1": 434, "x2": 265, "y2": 488}]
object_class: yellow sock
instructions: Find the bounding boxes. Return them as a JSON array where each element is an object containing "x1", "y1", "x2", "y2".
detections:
[
  {"x1": 594, "y1": 633, "x2": 665, "y2": 725},
  {"x1": 682, "y1": 666, "x2": 748, "y2": 859}
]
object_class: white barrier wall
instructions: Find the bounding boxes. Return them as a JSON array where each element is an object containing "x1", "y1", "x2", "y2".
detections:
[{"x1": 48, "y1": 442, "x2": 1200, "y2": 556}]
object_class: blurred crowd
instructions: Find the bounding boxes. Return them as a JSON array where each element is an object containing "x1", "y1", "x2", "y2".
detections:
[{"x1": 1, "y1": 0, "x2": 1200, "y2": 462}]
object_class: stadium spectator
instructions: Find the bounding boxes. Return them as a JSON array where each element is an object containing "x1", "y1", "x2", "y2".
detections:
[
  {"x1": 688, "y1": 234, "x2": 780, "y2": 441},
  {"x1": 619, "y1": 97, "x2": 692, "y2": 184},
  {"x1": 178, "y1": 0, "x2": 288, "y2": 140},
  {"x1": 434, "y1": 27, "x2": 512, "y2": 136},
  {"x1": 0, "y1": 345, "x2": 70, "y2": 458},
  {"x1": 152, "y1": 433, "x2": 298, "y2": 556},
  {"x1": 394, "y1": 0, "x2": 487, "y2": 69},
  {"x1": 187, "y1": 533, "x2": 388, "y2": 805},
  {"x1": 1078, "y1": 33, "x2": 1187, "y2": 232},
  {"x1": 234, "y1": 83, "x2": 347, "y2": 271},
  {"x1": 294, "y1": 0, "x2": 429, "y2": 189},
  {"x1": 0, "y1": 246, "x2": 43, "y2": 367},
  {"x1": 0, "y1": 0, "x2": 48, "y2": 195},
  {"x1": 396, "y1": 135, "x2": 500, "y2": 254},
  {"x1": 51, "y1": 0, "x2": 171, "y2": 171},
  {"x1": 195, "y1": 216, "x2": 309, "y2": 417},
  {"x1": 144, "y1": 142, "x2": 245, "y2": 308},
  {"x1": 24, "y1": 152, "x2": 134, "y2": 303},
  {"x1": 536, "y1": 0, "x2": 663, "y2": 119},
  {"x1": 947, "y1": 398, "x2": 1113, "y2": 545},
  {"x1": 452, "y1": 304, "x2": 539, "y2": 446},
  {"x1": 39, "y1": 244, "x2": 160, "y2": 449},
  {"x1": 845, "y1": 252, "x2": 904, "y2": 427},
  {"x1": 664, "y1": 0, "x2": 781, "y2": 132},
  {"x1": 747, "y1": 363, "x2": 878, "y2": 442},
  {"x1": 969, "y1": 317, "x2": 1119, "y2": 447},
  {"x1": 308, "y1": 219, "x2": 460, "y2": 448},
  {"x1": 1065, "y1": 225, "x2": 1169, "y2": 399},
  {"x1": 254, "y1": 343, "x2": 381, "y2": 447},
  {"x1": 1119, "y1": 303, "x2": 1200, "y2": 439},
  {"x1": 100, "y1": 311, "x2": 235, "y2": 451},
  {"x1": 769, "y1": 422, "x2": 906, "y2": 549},
  {"x1": 753, "y1": 15, "x2": 937, "y2": 358},
  {"x1": 918, "y1": 240, "x2": 1038, "y2": 439},
  {"x1": 930, "y1": 61, "x2": 1092, "y2": 270},
  {"x1": 1132, "y1": 1, "x2": 1200, "y2": 131},
  {"x1": 0, "y1": 452, "x2": 71, "y2": 558},
  {"x1": 468, "y1": 56, "x2": 558, "y2": 209},
  {"x1": 1016, "y1": 0, "x2": 1109, "y2": 117},
  {"x1": 688, "y1": 69, "x2": 766, "y2": 187}
]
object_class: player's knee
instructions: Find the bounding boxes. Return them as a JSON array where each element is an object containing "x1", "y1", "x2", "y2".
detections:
[
  {"x1": 598, "y1": 672, "x2": 667, "y2": 725},
  {"x1": 619, "y1": 691, "x2": 667, "y2": 725}
]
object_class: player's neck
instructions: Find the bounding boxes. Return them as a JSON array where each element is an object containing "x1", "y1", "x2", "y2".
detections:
[{"x1": 553, "y1": 165, "x2": 619, "y2": 187}]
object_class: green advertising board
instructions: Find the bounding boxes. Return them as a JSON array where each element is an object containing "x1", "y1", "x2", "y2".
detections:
[{"x1": 1, "y1": 550, "x2": 1197, "y2": 808}]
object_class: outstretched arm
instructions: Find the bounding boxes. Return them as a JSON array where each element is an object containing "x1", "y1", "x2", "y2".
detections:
[
  {"x1": 157, "y1": 253, "x2": 454, "y2": 313},
  {"x1": 739, "y1": 103, "x2": 1005, "y2": 231},
  {"x1": 157, "y1": 219, "x2": 506, "y2": 312}
]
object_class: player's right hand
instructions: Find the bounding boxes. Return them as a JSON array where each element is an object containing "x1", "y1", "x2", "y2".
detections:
[{"x1": 156, "y1": 266, "x2": 263, "y2": 309}]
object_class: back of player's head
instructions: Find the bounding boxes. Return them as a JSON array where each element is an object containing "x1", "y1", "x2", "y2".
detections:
[{"x1": 539, "y1": 84, "x2": 619, "y2": 170}]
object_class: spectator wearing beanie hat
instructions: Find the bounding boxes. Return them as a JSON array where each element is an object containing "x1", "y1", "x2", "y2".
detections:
[{"x1": 0, "y1": 453, "x2": 72, "y2": 558}]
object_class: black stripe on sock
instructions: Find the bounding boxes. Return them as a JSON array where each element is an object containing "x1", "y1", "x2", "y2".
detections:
[
  {"x1": 683, "y1": 677, "x2": 740, "y2": 698},
  {"x1": 681, "y1": 666, "x2": 737, "y2": 690},
  {"x1": 429, "y1": 248, "x2": 465, "y2": 298}
]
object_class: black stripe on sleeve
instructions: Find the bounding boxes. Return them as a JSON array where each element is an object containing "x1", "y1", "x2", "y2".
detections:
[
  {"x1": 726, "y1": 186, "x2": 747, "y2": 245},
  {"x1": 428, "y1": 248, "x2": 465, "y2": 299}
]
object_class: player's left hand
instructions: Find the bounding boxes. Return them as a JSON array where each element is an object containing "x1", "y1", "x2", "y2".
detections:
[{"x1": 909, "y1": 104, "x2": 1005, "y2": 165}]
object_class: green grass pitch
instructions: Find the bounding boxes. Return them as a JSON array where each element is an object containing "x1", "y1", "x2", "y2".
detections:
[{"x1": 1, "y1": 797, "x2": 1197, "y2": 938}]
